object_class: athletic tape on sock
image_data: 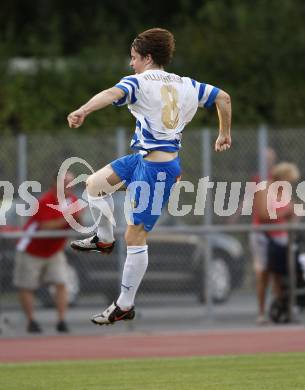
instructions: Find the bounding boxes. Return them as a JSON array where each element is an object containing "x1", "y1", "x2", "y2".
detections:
[{"x1": 127, "y1": 245, "x2": 148, "y2": 255}]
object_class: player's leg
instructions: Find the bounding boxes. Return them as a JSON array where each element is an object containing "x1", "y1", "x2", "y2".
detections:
[
  {"x1": 54, "y1": 283, "x2": 69, "y2": 332},
  {"x1": 71, "y1": 164, "x2": 124, "y2": 253},
  {"x1": 250, "y1": 232, "x2": 270, "y2": 324},
  {"x1": 91, "y1": 224, "x2": 148, "y2": 325},
  {"x1": 114, "y1": 156, "x2": 181, "y2": 313},
  {"x1": 271, "y1": 272, "x2": 284, "y2": 300},
  {"x1": 18, "y1": 289, "x2": 36, "y2": 323},
  {"x1": 90, "y1": 156, "x2": 181, "y2": 325},
  {"x1": 117, "y1": 225, "x2": 148, "y2": 308},
  {"x1": 87, "y1": 164, "x2": 123, "y2": 244},
  {"x1": 255, "y1": 269, "x2": 270, "y2": 323},
  {"x1": 44, "y1": 252, "x2": 70, "y2": 332},
  {"x1": 13, "y1": 252, "x2": 44, "y2": 332}
]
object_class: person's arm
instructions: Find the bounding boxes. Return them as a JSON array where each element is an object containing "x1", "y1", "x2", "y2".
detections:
[
  {"x1": 254, "y1": 188, "x2": 270, "y2": 222},
  {"x1": 39, "y1": 207, "x2": 83, "y2": 229},
  {"x1": 276, "y1": 203, "x2": 295, "y2": 219},
  {"x1": 39, "y1": 217, "x2": 68, "y2": 230},
  {"x1": 214, "y1": 90, "x2": 232, "y2": 152},
  {"x1": 255, "y1": 186, "x2": 295, "y2": 221},
  {"x1": 67, "y1": 87, "x2": 125, "y2": 128},
  {"x1": 36, "y1": 196, "x2": 81, "y2": 230}
]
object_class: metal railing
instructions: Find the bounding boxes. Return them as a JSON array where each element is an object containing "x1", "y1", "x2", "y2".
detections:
[{"x1": 1, "y1": 222, "x2": 304, "y2": 324}]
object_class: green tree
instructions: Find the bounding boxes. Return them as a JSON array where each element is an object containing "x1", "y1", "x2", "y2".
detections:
[{"x1": 0, "y1": 0, "x2": 304, "y2": 133}]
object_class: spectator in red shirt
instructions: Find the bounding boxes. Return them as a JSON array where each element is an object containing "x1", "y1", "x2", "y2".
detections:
[{"x1": 13, "y1": 171, "x2": 81, "y2": 333}]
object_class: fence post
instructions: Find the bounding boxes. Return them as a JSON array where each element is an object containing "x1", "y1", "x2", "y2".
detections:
[
  {"x1": 202, "y1": 129, "x2": 213, "y2": 321},
  {"x1": 258, "y1": 124, "x2": 268, "y2": 181},
  {"x1": 0, "y1": 237, "x2": 14, "y2": 336},
  {"x1": 288, "y1": 231, "x2": 296, "y2": 322},
  {"x1": 17, "y1": 133, "x2": 27, "y2": 185},
  {"x1": 115, "y1": 128, "x2": 131, "y2": 326},
  {"x1": 17, "y1": 134, "x2": 27, "y2": 226},
  {"x1": 116, "y1": 126, "x2": 127, "y2": 278}
]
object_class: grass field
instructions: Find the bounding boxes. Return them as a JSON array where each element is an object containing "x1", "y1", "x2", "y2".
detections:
[{"x1": 1, "y1": 353, "x2": 305, "y2": 390}]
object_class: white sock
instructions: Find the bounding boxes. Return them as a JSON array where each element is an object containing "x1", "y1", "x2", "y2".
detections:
[
  {"x1": 87, "y1": 193, "x2": 115, "y2": 243},
  {"x1": 117, "y1": 245, "x2": 148, "y2": 310}
]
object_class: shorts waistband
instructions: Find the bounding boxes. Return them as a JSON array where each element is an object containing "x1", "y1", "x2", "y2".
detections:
[{"x1": 141, "y1": 155, "x2": 180, "y2": 168}]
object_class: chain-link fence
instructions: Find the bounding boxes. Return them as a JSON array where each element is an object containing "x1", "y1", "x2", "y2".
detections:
[
  {"x1": 1, "y1": 127, "x2": 305, "y2": 333},
  {"x1": 0, "y1": 228, "x2": 245, "y2": 306}
]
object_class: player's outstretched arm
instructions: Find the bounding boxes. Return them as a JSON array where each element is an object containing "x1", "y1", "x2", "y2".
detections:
[
  {"x1": 214, "y1": 90, "x2": 231, "y2": 152},
  {"x1": 67, "y1": 87, "x2": 125, "y2": 128}
]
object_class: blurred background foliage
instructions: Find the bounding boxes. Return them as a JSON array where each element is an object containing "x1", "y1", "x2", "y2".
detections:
[{"x1": 0, "y1": 0, "x2": 304, "y2": 134}]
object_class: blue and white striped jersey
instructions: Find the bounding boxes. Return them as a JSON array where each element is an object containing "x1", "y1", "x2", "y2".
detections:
[{"x1": 113, "y1": 69, "x2": 219, "y2": 153}]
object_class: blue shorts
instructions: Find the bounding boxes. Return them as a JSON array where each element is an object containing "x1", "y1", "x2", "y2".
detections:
[{"x1": 111, "y1": 153, "x2": 181, "y2": 231}]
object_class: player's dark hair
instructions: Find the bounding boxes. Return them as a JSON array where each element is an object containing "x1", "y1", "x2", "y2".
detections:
[{"x1": 131, "y1": 28, "x2": 175, "y2": 67}]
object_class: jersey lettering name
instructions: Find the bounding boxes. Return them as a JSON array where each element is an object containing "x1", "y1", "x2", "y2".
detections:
[{"x1": 144, "y1": 74, "x2": 182, "y2": 83}]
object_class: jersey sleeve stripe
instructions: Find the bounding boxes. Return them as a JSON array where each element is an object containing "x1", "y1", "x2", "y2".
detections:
[
  {"x1": 123, "y1": 76, "x2": 139, "y2": 89},
  {"x1": 198, "y1": 83, "x2": 206, "y2": 101},
  {"x1": 204, "y1": 87, "x2": 220, "y2": 108},
  {"x1": 113, "y1": 84, "x2": 129, "y2": 106},
  {"x1": 123, "y1": 81, "x2": 137, "y2": 103},
  {"x1": 115, "y1": 84, "x2": 129, "y2": 95},
  {"x1": 114, "y1": 81, "x2": 138, "y2": 105}
]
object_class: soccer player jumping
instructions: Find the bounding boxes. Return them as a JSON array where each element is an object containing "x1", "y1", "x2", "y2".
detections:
[{"x1": 67, "y1": 28, "x2": 231, "y2": 325}]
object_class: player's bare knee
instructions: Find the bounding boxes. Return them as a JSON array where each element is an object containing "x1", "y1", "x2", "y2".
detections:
[
  {"x1": 86, "y1": 175, "x2": 94, "y2": 192},
  {"x1": 124, "y1": 230, "x2": 134, "y2": 246},
  {"x1": 86, "y1": 174, "x2": 102, "y2": 197},
  {"x1": 55, "y1": 283, "x2": 66, "y2": 290},
  {"x1": 125, "y1": 226, "x2": 147, "y2": 246}
]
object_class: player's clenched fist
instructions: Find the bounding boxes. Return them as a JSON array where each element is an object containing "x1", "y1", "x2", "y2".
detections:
[
  {"x1": 215, "y1": 134, "x2": 231, "y2": 152},
  {"x1": 67, "y1": 108, "x2": 86, "y2": 128}
]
